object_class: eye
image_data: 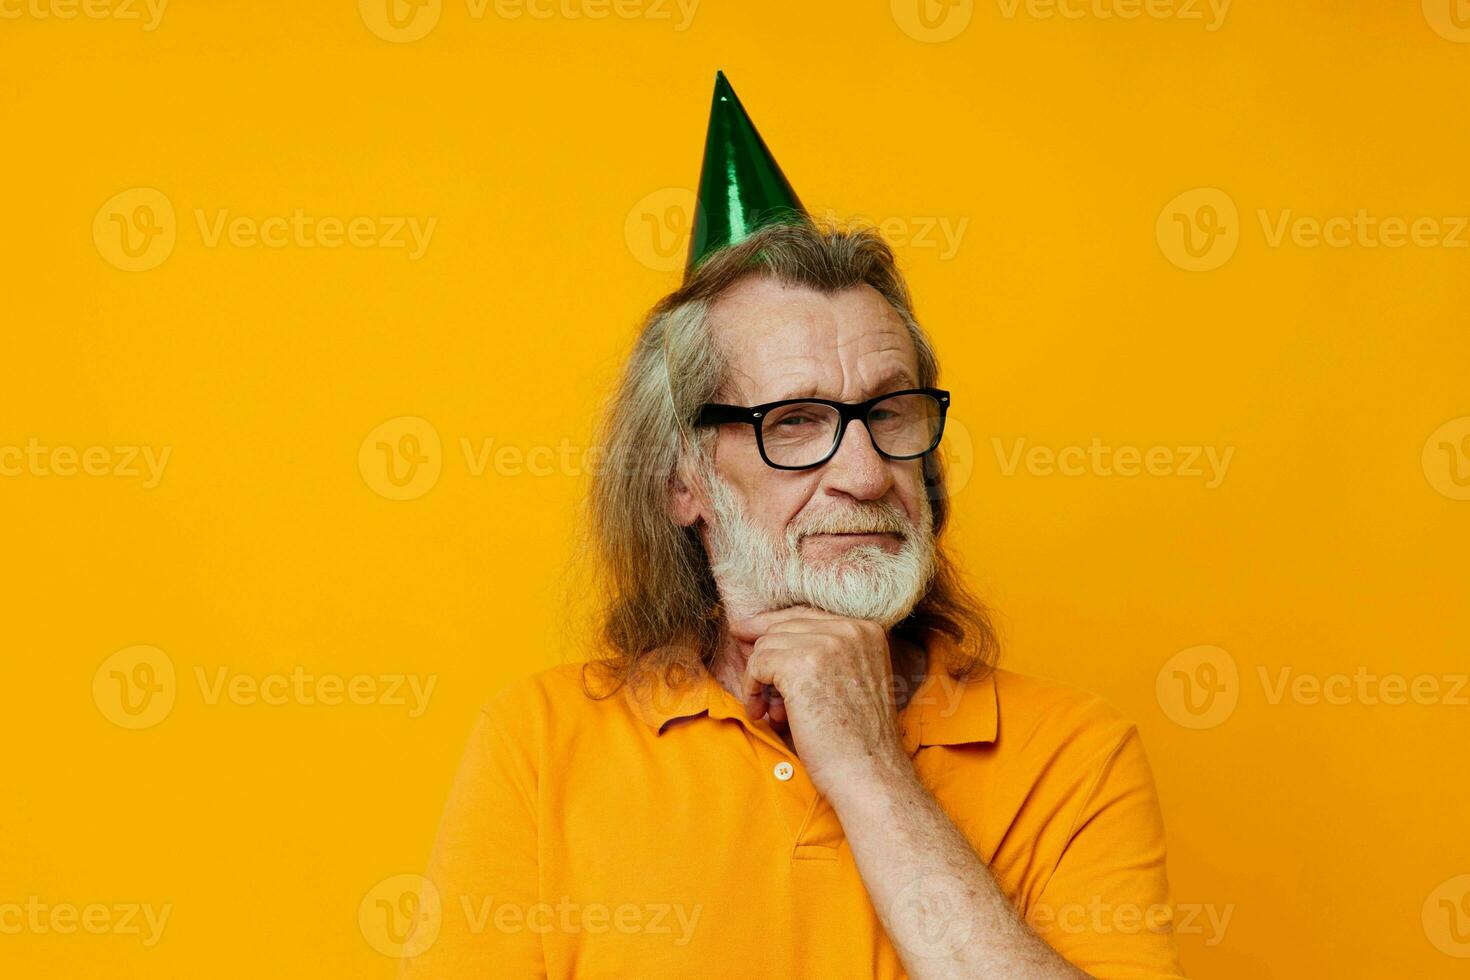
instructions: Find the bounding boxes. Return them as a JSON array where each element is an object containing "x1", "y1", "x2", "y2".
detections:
[{"x1": 774, "y1": 412, "x2": 821, "y2": 428}]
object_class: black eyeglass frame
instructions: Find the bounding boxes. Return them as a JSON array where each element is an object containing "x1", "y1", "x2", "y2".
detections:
[{"x1": 694, "y1": 387, "x2": 951, "y2": 471}]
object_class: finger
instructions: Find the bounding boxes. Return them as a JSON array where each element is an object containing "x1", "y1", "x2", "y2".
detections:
[
  {"x1": 759, "y1": 617, "x2": 844, "y2": 637},
  {"x1": 766, "y1": 687, "x2": 788, "y2": 726},
  {"x1": 726, "y1": 604, "x2": 837, "y2": 643},
  {"x1": 744, "y1": 643, "x2": 805, "y2": 725},
  {"x1": 745, "y1": 684, "x2": 769, "y2": 721},
  {"x1": 742, "y1": 651, "x2": 775, "y2": 718}
]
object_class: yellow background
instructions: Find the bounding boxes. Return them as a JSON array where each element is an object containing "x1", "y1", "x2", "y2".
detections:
[{"x1": 3, "y1": 0, "x2": 1468, "y2": 976}]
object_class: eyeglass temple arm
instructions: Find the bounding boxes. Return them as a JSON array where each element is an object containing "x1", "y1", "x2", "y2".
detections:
[{"x1": 695, "y1": 404, "x2": 757, "y2": 426}]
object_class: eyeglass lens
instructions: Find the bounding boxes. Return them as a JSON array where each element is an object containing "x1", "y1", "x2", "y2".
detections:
[{"x1": 758, "y1": 392, "x2": 943, "y2": 467}]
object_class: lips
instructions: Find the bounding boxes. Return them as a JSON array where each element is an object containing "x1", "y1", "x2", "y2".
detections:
[
  {"x1": 810, "y1": 530, "x2": 901, "y2": 538},
  {"x1": 803, "y1": 531, "x2": 905, "y2": 548}
]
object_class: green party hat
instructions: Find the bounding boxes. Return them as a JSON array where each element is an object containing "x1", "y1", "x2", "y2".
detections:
[{"x1": 685, "y1": 70, "x2": 809, "y2": 281}]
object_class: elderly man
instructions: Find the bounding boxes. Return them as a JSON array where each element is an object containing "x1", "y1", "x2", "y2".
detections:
[{"x1": 401, "y1": 73, "x2": 1185, "y2": 980}]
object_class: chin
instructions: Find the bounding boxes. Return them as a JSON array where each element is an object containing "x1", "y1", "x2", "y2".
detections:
[
  {"x1": 806, "y1": 543, "x2": 895, "y2": 571},
  {"x1": 794, "y1": 578, "x2": 921, "y2": 627}
]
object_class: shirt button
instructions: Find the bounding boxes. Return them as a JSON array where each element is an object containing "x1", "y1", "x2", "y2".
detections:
[{"x1": 773, "y1": 761, "x2": 794, "y2": 782}]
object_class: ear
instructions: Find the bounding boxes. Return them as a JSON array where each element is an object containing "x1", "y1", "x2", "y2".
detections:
[
  {"x1": 667, "y1": 445, "x2": 710, "y2": 528},
  {"x1": 668, "y1": 469, "x2": 704, "y2": 527}
]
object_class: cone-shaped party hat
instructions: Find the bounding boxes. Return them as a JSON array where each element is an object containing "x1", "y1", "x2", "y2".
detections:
[{"x1": 685, "y1": 70, "x2": 809, "y2": 281}]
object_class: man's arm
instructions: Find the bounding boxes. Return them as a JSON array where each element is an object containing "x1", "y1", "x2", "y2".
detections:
[
  {"x1": 398, "y1": 702, "x2": 548, "y2": 979},
  {"x1": 737, "y1": 607, "x2": 1184, "y2": 979},
  {"x1": 822, "y1": 749, "x2": 1090, "y2": 978}
]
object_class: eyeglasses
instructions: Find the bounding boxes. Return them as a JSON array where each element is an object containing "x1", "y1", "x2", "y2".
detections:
[{"x1": 695, "y1": 387, "x2": 950, "y2": 470}]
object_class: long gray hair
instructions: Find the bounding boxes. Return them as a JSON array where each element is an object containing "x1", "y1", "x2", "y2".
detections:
[{"x1": 580, "y1": 218, "x2": 998, "y2": 697}]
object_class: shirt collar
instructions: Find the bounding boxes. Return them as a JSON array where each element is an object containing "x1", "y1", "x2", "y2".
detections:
[
  {"x1": 626, "y1": 629, "x2": 998, "y2": 749},
  {"x1": 901, "y1": 632, "x2": 998, "y2": 750}
]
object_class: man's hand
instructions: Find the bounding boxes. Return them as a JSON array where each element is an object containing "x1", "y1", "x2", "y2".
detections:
[
  {"x1": 725, "y1": 605, "x2": 1096, "y2": 979},
  {"x1": 728, "y1": 605, "x2": 910, "y2": 799}
]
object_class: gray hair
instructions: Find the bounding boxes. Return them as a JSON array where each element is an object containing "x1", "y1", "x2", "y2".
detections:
[{"x1": 581, "y1": 217, "x2": 998, "y2": 696}]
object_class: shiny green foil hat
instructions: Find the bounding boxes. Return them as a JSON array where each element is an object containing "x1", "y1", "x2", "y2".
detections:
[{"x1": 685, "y1": 70, "x2": 810, "y2": 282}]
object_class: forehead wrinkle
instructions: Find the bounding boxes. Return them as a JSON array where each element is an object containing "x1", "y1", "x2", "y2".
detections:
[
  {"x1": 707, "y1": 285, "x2": 917, "y2": 404},
  {"x1": 845, "y1": 337, "x2": 918, "y2": 396},
  {"x1": 721, "y1": 340, "x2": 917, "y2": 405},
  {"x1": 714, "y1": 352, "x2": 823, "y2": 402},
  {"x1": 743, "y1": 353, "x2": 840, "y2": 403}
]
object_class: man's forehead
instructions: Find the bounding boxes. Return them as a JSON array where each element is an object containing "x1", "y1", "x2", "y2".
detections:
[{"x1": 708, "y1": 277, "x2": 918, "y2": 403}]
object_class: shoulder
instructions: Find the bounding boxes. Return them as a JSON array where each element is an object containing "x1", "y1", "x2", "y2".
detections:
[
  {"x1": 483, "y1": 660, "x2": 588, "y2": 709},
  {"x1": 476, "y1": 660, "x2": 638, "y2": 743},
  {"x1": 989, "y1": 666, "x2": 1140, "y2": 760},
  {"x1": 984, "y1": 667, "x2": 1164, "y2": 841}
]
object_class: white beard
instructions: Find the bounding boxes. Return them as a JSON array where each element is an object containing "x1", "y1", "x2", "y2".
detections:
[{"x1": 701, "y1": 466, "x2": 937, "y2": 628}]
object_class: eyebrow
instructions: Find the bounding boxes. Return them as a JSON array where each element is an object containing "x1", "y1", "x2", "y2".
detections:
[{"x1": 770, "y1": 368, "x2": 918, "y2": 404}]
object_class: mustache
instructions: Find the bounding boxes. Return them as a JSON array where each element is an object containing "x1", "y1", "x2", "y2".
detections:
[{"x1": 791, "y1": 503, "x2": 913, "y2": 539}]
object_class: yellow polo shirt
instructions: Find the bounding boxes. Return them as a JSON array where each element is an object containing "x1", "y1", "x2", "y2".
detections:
[{"x1": 400, "y1": 630, "x2": 1186, "y2": 979}]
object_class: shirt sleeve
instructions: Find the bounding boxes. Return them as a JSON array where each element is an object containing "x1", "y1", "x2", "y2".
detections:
[
  {"x1": 399, "y1": 703, "x2": 546, "y2": 979},
  {"x1": 1028, "y1": 725, "x2": 1189, "y2": 980}
]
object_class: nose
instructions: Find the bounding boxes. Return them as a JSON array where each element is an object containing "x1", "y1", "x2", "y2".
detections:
[{"x1": 819, "y1": 417, "x2": 895, "y2": 501}]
